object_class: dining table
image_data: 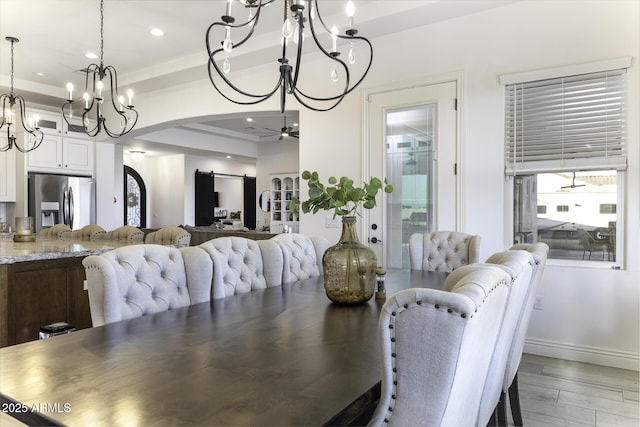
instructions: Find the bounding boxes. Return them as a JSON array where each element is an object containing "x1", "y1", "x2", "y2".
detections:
[{"x1": 0, "y1": 268, "x2": 447, "y2": 427}]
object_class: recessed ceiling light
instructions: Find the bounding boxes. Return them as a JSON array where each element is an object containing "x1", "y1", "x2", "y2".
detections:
[
  {"x1": 35, "y1": 72, "x2": 47, "y2": 77},
  {"x1": 150, "y1": 28, "x2": 165, "y2": 37},
  {"x1": 293, "y1": 122, "x2": 299, "y2": 127},
  {"x1": 246, "y1": 118, "x2": 253, "y2": 122},
  {"x1": 226, "y1": 155, "x2": 232, "y2": 159},
  {"x1": 85, "y1": 52, "x2": 98, "y2": 59}
]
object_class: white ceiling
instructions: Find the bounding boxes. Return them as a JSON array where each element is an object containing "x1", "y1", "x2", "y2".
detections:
[{"x1": 0, "y1": 0, "x2": 516, "y2": 161}]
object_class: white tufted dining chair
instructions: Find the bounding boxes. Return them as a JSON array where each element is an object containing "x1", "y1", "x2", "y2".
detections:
[
  {"x1": 458, "y1": 250, "x2": 536, "y2": 426},
  {"x1": 95, "y1": 225, "x2": 144, "y2": 243},
  {"x1": 368, "y1": 264, "x2": 511, "y2": 427},
  {"x1": 82, "y1": 244, "x2": 212, "y2": 326},
  {"x1": 270, "y1": 233, "x2": 330, "y2": 284},
  {"x1": 408, "y1": 231, "x2": 481, "y2": 272},
  {"x1": 60, "y1": 224, "x2": 106, "y2": 241},
  {"x1": 39, "y1": 223, "x2": 71, "y2": 239},
  {"x1": 490, "y1": 242, "x2": 549, "y2": 426},
  {"x1": 198, "y1": 236, "x2": 283, "y2": 299},
  {"x1": 145, "y1": 226, "x2": 191, "y2": 248}
]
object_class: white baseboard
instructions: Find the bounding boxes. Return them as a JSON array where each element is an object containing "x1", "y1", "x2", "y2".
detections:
[{"x1": 524, "y1": 338, "x2": 640, "y2": 371}]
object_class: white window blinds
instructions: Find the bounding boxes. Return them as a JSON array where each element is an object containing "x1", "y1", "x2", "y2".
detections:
[{"x1": 505, "y1": 69, "x2": 627, "y2": 174}]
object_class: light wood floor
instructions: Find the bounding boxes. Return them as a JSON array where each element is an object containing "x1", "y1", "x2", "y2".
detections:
[{"x1": 514, "y1": 354, "x2": 639, "y2": 426}]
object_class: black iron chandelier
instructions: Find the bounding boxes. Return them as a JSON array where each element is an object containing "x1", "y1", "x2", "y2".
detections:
[
  {"x1": 0, "y1": 37, "x2": 44, "y2": 153},
  {"x1": 62, "y1": 0, "x2": 138, "y2": 138},
  {"x1": 206, "y1": 0, "x2": 373, "y2": 113}
]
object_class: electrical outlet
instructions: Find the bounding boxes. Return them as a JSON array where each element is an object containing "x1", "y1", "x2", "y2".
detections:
[
  {"x1": 325, "y1": 218, "x2": 340, "y2": 229},
  {"x1": 83, "y1": 280, "x2": 88, "y2": 291},
  {"x1": 534, "y1": 296, "x2": 543, "y2": 310}
]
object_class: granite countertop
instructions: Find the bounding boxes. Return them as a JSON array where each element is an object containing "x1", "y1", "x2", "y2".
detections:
[{"x1": 0, "y1": 235, "x2": 129, "y2": 264}]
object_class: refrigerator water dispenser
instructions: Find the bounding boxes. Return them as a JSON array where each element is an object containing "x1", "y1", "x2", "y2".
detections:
[{"x1": 41, "y1": 202, "x2": 60, "y2": 228}]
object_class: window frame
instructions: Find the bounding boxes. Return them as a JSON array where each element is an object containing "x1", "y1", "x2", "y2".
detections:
[{"x1": 501, "y1": 59, "x2": 630, "y2": 269}]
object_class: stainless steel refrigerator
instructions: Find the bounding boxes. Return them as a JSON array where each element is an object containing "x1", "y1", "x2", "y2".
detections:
[{"x1": 28, "y1": 173, "x2": 96, "y2": 233}]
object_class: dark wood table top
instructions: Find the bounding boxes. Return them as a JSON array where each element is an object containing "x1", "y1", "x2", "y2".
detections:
[{"x1": 0, "y1": 269, "x2": 446, "y2": 426}]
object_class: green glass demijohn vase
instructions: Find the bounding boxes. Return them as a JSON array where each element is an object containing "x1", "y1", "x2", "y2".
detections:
[{"x1": 322, "y1": 216, "x2": 377, "y2": 304}]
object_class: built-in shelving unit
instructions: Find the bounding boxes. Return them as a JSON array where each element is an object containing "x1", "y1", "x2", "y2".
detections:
[{"x1": 270, "y1": 173, "x2": 299, "y2": 233}]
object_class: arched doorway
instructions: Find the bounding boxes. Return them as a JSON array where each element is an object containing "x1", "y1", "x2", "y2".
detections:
[{"x1": 124, "y1": 165, "x2": 147, "y2": 228}]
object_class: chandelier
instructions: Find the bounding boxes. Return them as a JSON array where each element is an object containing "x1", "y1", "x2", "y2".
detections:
[
  {"x1": 0, "y1": 37, "x2": 44, "y2": 153},
  {"x1": 62, "y1": 0, "x2": 138, "y2": 138},
  {"x1": 206, "y1": 0, "x2": 373, "y2": 113}
]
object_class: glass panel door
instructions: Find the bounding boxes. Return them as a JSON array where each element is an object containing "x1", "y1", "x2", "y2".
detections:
[{"x1": 385, "y1": 106, "x2": 436, "y2": 268}]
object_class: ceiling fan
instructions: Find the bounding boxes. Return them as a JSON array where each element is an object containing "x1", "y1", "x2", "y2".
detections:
[
  {"x1": 560, "y1": 172, "x2": 586, "y2": 189},
  {"x1": 264, "y1": 116, "x2": 299, "y2": 140}
]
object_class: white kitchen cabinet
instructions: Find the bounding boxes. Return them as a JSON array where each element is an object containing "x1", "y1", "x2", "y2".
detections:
[
  {"x1": 0, "y1": 135, "x2": 16, "y2": 202},
  {"x1": 28, "y1": 110, "x2": 63, "y2": 136},
  {"x1": 26, "y1": 109, "x2": 94, "y2": 175},
  {"x1": 270, "y1": 173, "x2": 299, "y2": 233}
]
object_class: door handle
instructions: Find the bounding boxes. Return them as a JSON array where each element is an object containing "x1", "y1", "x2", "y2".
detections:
[
  {"x1": 68, "y1": 187, "x2": 75, "y2": 228},
  {"x1": 369, "y1": 236, "x2": 382, "y2": 244}
]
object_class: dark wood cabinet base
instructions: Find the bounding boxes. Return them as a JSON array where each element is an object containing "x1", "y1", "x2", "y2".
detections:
[{"x1": 0, "y1": 257, "x2": 92, "y2": 347}]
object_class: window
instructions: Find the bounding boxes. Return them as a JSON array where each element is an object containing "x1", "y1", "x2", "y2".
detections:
[
  {"x1": 600, "y1": 204, "x2": 616, "y2": 214},
  {"x1": 505, "y1": 65, "x2": 627, "y2": 264}
]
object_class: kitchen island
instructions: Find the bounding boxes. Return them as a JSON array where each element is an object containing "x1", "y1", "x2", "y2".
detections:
[{"x1": 0, "y1": 236, "x2": 130, "y2": 347}]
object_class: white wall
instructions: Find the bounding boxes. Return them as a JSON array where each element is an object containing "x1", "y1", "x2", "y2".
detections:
[
  {"x1": 127, "y1": 1, "x2": 639, "y2": 368},
  {"x1": 95, "y1": 141, "x2": 123, "y2": 230}
]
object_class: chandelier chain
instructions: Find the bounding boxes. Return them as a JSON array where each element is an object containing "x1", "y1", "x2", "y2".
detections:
[
  {"x1": 9, "y1": 39, "x2": 14, "y2": 93},
  {"x1": 99, "y1": 0, "x2": 104, "y2": 66}
]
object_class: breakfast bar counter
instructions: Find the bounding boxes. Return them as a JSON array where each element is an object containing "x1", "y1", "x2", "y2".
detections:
[
  {"x1": 0, "y1": 235, "x2": 127, "y2": 264},
  {"x1": 0, "y1": 236, "x2": 132, "y2": 347}
]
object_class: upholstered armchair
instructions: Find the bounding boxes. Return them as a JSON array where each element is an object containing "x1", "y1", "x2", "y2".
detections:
[
  {"x1": 39, "y1": 223, "x2": 71, "y2": 239},
  {"x1": 60, "y1": 224, "x2": 106, "y2": 240},
  {"x1": 270, "y1": 233, "x2": 330, "y2": 283},
  {"x1": 95, "y1": 225, "x2": 144, "y2": 243},
  {"x1": 145, "y1": 226, "x2": 191, "y2": 247},
  {"x1": 198, "y1": 236, "x2": 283, "y2": 299},
  {"x1": 408, "y1": 231, "x2": 481, "y2": 272},
  {"x1": 368, "y1": 264, "x2": 511, "y2": 427},
  {"x1": 82, "y1": 244, "x2": 212, "y2": 326}
]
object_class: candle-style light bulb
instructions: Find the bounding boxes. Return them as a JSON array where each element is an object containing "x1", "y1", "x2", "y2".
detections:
[
  {"x1": 126, "y1": 89, "x2": 134, "y2": 106},
  {"x1": 331, "y1": 25, "x2": 338, "y2": 52},
  {"x1": 33, "y1": 114, "x2": 40, "y2": 128},
  {"x1": 96, "y1": 80, "x2": 104, "y2": 98},
  {"x1": 4, "y1": 108, "x2": 12, "y2": 123},
  {"x1": 83, "y1": 92, "x2": 90, "y2": 109},
  {"x1": 225, "y1": 0, "x2": 233, "y2": 16},
  {"x1": 118, "y1": 96, "x2": 125, "y2": 111},
  {"x1": 346, "y1": 0, "x2": 355, "y2": 28},
  {"x1": 66, "y1": 82, "x2": 74, "y2": 101}
]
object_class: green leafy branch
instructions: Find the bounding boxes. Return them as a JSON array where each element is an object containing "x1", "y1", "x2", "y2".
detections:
[{"x1": 290, "y1": 170, "x2": 393, "y2": 218}]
